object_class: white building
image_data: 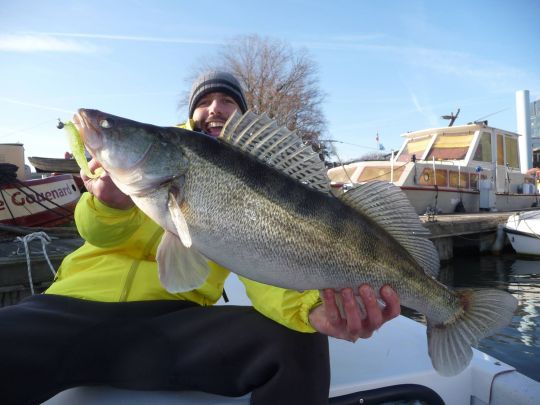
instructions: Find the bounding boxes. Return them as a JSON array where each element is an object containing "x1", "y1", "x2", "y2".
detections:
[
  {"x1": 530, "y1": 97, "x2": 540, "y2": 167},
  {"x1": 516, "y1": 90, "x2": 540, "y2": 170}
]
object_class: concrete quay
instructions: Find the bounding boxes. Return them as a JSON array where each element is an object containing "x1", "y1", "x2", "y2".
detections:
[{"x1": 420, "y1": 211, "x2": 517, "y2": 260}]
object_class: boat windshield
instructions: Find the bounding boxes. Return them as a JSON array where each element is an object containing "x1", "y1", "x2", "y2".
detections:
[
  {"x1": 396, "y1": 135, "x2": 432, "y2": 162},
  {"x1": 472, "y1": 131, "x2": 492, "y2": 162},
  {"x1": 425, "y1": 131, "x2": 475, "y2": 161}
]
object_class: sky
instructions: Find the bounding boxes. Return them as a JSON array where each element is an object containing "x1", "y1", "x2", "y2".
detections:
[{"x1": 1, "y1": 0, "x2": 539, "y2": 166}]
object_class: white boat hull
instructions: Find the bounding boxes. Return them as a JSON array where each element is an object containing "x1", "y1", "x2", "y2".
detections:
[
  {"x1": 44, "y1": 275, "x2": 540, "y2": 405},
  {"x1": 505, "y1": 211, "x2": 540, "y2": 256}
]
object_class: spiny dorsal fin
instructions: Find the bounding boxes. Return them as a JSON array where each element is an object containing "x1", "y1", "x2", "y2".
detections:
[
  {"x1": 220, "y1": 111, "x2": 331, "y2": 194},
  {"x1": 339, "y1": 181, "x2": 440, "y2": 277}
]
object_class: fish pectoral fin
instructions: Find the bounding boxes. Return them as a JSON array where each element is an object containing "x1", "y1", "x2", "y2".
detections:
[
  {"x1": 168, "y1": 191, "x2": 191, "y2": 248},
  {"x1": 157, "y1": 231, "x2": 210, "y2": 293}
]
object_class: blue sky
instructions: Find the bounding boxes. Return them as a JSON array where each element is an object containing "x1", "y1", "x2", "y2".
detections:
[{"x1": 1, "y1": 0, "x2": 539, "y2": 164}]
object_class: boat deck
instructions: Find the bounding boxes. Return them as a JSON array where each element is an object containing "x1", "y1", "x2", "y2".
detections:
[{"x1": 420, "y1": 210, "x2": 519, "y2": 238}]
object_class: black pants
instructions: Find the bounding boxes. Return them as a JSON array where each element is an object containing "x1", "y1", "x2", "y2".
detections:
[{"x1": 0, "y1": 294, "x2": 330, "y2": 405}]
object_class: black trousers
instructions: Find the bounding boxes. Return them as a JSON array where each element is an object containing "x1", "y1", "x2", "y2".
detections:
[{"x1": 0, "y1": 294, "x2": 330, "y2": 405}]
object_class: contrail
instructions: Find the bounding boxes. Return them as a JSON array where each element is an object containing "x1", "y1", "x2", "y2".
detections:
[
  {"x1": 33, "y1": 32, "x2": 223, "y2": 45},
  {"x1": 0, "y1": 34, "x2": 94, "y2": 52},
  {"x1": 0, "y1": 97, "x2": 74, "y2": 114}
]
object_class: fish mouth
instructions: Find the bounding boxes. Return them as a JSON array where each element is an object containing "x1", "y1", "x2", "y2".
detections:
[
  {"x1": 73, "y1": 109, "x2": 103, "y2": 154},
  {"x1": 73, "y1": 108, "x2": 155, "y2": 173}
]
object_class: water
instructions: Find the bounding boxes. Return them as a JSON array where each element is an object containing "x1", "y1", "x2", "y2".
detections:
[{"x1": 403, "y1": 253, "x2": 540, "y2": 382}]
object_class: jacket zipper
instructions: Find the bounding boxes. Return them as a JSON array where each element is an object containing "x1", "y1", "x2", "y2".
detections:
[{"x1": 119, "y1": 228, "x2": 164, "y2": 302}]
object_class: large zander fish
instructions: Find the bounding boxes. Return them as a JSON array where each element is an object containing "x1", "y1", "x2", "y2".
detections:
[{"x1": 72, "y1": 108, "x2": 517, "y2": 377}]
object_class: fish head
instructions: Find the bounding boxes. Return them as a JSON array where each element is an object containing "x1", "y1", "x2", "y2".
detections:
[{"x1": 73, "y1": 108, "x2": 189, "y2": 194}]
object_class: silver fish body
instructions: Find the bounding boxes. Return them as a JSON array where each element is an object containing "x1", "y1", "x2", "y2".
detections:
[{"x1": 74, "y1": 108, "x2": 517, "y2": 377}]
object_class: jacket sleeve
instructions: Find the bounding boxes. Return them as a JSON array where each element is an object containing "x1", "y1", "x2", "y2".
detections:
[
  {"x1": 75, "y1": 192, "x2": 148, "y2": 248},
  {"x1": 239, "y1": 277, "x2": 322, "y2": 333}
]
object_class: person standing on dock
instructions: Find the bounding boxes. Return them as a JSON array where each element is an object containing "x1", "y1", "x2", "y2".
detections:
[{"x1": 0, "y1": 71, "x2": 400, "y2": 405}]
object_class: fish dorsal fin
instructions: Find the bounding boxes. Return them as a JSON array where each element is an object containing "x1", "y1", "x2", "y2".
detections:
[
  {"x1": 220, "y1": 111, "x2": 331, "y2": 194},
  {"x1": 339, "y1": 181, "x2": 440, "y2": 277}
]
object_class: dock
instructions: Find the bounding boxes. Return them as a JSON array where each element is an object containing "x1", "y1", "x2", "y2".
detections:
[
  {"x1": 0, "y1": 223, "x2": 83, "y2": 306},
  {"x1": 0, "y1": 210, "x2": 532, "y2": 306},
  {"x1": 421, "y1": 211, "x2": 519, "y2": 260}
]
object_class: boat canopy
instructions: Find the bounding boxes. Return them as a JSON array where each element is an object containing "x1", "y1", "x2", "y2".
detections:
[{"x1": 395, "y1": 124, "x2": 522, "y2": 170}]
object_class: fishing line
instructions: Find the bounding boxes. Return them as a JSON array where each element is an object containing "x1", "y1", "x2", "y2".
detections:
[{"x1": 0, "y1": 119, "x2": 57, "y2": 139}]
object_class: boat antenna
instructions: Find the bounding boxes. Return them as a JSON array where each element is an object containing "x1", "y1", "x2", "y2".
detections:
[
  {"x1": 471, "y1": 107, "x2": 510, "y2": 124},
  {"x1": 441, "y1": 108, "x2": 460, "y2": 127}
]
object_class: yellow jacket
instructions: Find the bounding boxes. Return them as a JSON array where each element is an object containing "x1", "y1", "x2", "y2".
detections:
[{"x1": 46, "y1": 120, "x2": 321, "y2": 333}]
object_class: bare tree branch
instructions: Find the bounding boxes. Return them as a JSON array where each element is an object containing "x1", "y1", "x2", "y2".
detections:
[{"x1": 181, "y1": 34, "x2": 328, "y2": 147}]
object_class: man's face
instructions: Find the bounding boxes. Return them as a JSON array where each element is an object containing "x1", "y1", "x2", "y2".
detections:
[{"x1": 192, "y1": 92, "x2": 241, "y2": 138}]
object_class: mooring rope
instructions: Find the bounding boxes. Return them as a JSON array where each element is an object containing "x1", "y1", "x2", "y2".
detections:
[{"x1": 14, "y1": 232, "x2": 56, "y2": 295}]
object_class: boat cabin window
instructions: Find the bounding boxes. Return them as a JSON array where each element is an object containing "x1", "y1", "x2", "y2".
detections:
[
  {"x1": 497, "y1": 134, "x2": 504, "y2": 165},
  {"x1": 497, "y1": 133, "x2": 520, "y2": 168},
  {"x1": 505, "y1": 135, "x2": 520, "y2": 169},
  {"x1": 425, "y1": 131, "x2": 474, "y2": 160},
  {"x1": 472, "y1": 131, "x2": 492, "y2": 162},
  {"x1": 396, "y1": 135, "x2": 432, "y2": 162}
]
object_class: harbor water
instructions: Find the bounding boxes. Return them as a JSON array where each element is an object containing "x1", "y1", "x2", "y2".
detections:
[{"x1": 403, "y1": 253, "x2": 540, "y2": 383}]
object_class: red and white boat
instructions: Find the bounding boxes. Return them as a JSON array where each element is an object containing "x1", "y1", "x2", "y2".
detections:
[{"x1": 0, "y1": 165, "x2": 81, "y2": 227}]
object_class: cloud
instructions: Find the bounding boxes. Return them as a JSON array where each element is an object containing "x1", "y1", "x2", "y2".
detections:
[
  {"x1": 409, "y1": 91, "x2": 439, "y2": 127},
  {"x1": 0, "y1": 34, "x2": 98, "y2": 53},
  {"x1": 297, "y1": 35, "x2": 538, "y2": 93},
  {"x1": 401, "y1": 47, "x2": 534, "y2": 92}
]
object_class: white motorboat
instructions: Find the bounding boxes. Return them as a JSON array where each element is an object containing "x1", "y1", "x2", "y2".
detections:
[
  {"x1": 45, "y1": 275, "x2": 540, "y2": 405},
  {"x1": 328, "y1": 123, "x2": 539, "y2": 214},
  {"x1": 505, "y1": 210, "x2": 540, "y2": 256}
]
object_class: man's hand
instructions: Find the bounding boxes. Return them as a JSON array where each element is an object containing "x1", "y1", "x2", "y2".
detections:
[
  {"x1": 81, "y1": 159, "x2": 134, "y2": 210},
  {"x1": 309, "y1": 285, "x2": 400, "y2": 342}
]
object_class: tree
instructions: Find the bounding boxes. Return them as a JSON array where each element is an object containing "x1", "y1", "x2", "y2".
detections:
[{"x1": 183, "y1": 34, "x2": 327, "y2": 147}]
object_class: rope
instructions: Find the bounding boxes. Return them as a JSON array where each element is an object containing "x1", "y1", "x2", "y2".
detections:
[{"x1": 14, "y1": 232, "x2": 57, "y2": 295}]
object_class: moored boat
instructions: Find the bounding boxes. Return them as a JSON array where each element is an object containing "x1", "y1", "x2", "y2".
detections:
[
  {"x1": 504, "y1": 210, "x2": 540, "y2": 256},
  {"x1": 328, "y1": 123, "x2": 539, "y2": 214},
  {"x1": 28, "y1": 156, "x2": 82, "y2": 174},
  {"x1": 0, "y1": 163, "x2": 81, "y2": 227}
]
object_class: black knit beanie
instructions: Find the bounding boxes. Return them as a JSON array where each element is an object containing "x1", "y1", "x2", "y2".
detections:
[{"x1": 188, "y1": 71, "x2": 248, "y2": 118}]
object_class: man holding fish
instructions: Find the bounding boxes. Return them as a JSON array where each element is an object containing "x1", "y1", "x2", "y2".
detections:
[{"x1": 0, "y1": 71, "x2": 400, "y2": 404}]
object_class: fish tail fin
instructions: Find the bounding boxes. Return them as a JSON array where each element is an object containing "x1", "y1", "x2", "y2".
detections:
[{"x1": 426, "y1": 289, "x2": 517, "y2": 376}]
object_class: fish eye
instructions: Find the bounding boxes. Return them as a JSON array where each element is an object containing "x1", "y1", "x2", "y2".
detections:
[{"x1": 100, "y1": 119, "x2": 114, "y2": 129}]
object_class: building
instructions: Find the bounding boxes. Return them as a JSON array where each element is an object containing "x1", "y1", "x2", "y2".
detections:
[{"x1": 516, "y1": 90, "x2": 540, "y2": 171}]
